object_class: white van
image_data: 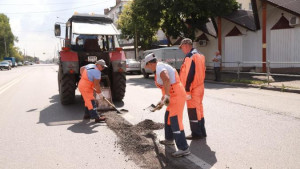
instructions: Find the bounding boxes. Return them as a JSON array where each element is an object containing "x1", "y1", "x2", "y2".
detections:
[{"x1": 140, "y1": 47, "x2": 185, "y2": 78}]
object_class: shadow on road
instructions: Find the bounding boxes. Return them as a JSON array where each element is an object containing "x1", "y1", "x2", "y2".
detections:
[
  {"x1": 145, "y1": 133, "x2": 211, "y2": 169},
  {"x1": 190, "y1": 138, "x2": 217, "y2": 167},
  {"x1": 38, "y1": 94, "x2": 85, "y2": 126},
  {"x1": 67, "y1": 120, "x2": 106, "y2": 134}
]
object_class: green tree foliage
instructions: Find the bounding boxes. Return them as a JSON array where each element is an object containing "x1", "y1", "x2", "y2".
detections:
[
  {"x1": 0, "y1": 13, "x2": 23, "y2": 61},
  {"x1": 161, "y1": 0, "x2": 238, "y2": 39},
  {"x1": 118, "y1": 0, "x2": 163, "y2": 49},
  {"x1": 118, "y1": 0, "x2": 238, "y2": 48}
]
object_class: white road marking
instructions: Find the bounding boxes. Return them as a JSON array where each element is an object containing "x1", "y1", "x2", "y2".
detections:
[
  {"x1": 0, "y1": 75, "x2": 27, "y2": 95},
  {"x1": 185, "y1": 153, "x2": 217, "y2": 169},
  {"x1": 156, "y1": 133, "x2": 217, "y2": 169}
]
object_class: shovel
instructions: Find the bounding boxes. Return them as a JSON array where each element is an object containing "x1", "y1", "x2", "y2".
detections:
[
  {"x1": 144, "y1": 103, "x2": 163, "y2": 112},
  {"x1": 93, "y1": 88, "x2": 128, "y2": 114},
  {"x1": 102, "y1": 96, "x2": 129, "y2": 114}
]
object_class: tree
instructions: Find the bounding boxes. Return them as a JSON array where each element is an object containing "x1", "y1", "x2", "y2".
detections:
[
  {"x1": 0, "y1": 13, "x2": 22, "y2": 61},
  {"x1": 161, "y1": 0, "x2": 238, "y2": 40},
  {"x1": 117, "y1": 0, "x2": 238, "y2": 48},
  {"x1": 117, "y1": 0, "x2": 163, "y2": 50}
]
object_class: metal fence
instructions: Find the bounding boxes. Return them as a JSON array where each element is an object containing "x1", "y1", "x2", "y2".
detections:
[{"x1": 206, "y1": 61, "x2": 300, "y2": 85}]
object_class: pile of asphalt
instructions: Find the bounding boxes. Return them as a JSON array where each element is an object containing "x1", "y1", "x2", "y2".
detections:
[
  {"x1": 104, "y1": 111, "x2": 202, "y2": 169},
  {"x1": 105, "y1": 112, "x2": 178, "y2": 168}
]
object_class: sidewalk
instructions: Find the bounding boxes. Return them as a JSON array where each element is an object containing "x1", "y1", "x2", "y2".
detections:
[{"x1": 205, "y1": 70, "x2": 300, "y2": 94}]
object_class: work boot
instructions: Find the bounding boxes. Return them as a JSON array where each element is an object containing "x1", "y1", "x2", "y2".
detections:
[
  {"x1": 83, "y1": 114, "x2": 91, "y2": 119},
  {"x1": 159, "y1": 139, "x2": 175, "y2": 145},
  {"x1": 95, "y1": 116, "x2": 106, "y2": 123},
  {"x1": 186, "y1": 134, "x2": 204, "y2": 140},
  {"x1": 83, "y1": 107, "x2": 90, "y2": 119},
  {"x1": 171, "y1": 148, "x2": 191, "y2": 158}
]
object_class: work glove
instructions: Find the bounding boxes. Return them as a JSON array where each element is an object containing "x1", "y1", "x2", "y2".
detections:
[
  {"x1": 160, "y1": 95, "x2": 170, "y2": 106},
  {"x1": 95, "y1": 93, "x2": 105, "y2": 100},
  {"x1": 186, "y1": 92, "x2": 192, "y2": 101}
]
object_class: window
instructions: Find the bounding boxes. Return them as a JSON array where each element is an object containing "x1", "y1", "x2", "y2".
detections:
[
  {"x1": 249, "y1": 3, "x2": 252, "y2": 10},
  {"x1": 199, "y1": 40, "x2": 207, "y2": 46},
  {"x1": 239, "y1": 3, "x2": 242, "y2": 9}
]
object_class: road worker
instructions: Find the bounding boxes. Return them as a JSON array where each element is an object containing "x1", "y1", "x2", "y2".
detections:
[
  {"x1": 144, "y1": 53, "x2": 190, "y2": 157},
  {"x1": 179, "y1": 38, "x2": 207, "y2": 139},
  {"x1": 78, "y1": 59, "x2": 107, "y2": 123}
]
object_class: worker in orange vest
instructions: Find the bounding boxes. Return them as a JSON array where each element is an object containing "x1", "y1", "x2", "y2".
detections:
[
  {"x1": 179, "y1": 38, "x2": 207, "y2": 140},
  {"x1": 78, "y1": 59, "x2": 107, "y2": 123},
  {"x1": 144, "y1": 53, "x2": 190, "y2": 157}
]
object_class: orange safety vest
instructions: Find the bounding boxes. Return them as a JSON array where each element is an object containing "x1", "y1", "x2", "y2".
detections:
[{"x1": 180, "y1": 49, "x2": 206, "y2": 92}]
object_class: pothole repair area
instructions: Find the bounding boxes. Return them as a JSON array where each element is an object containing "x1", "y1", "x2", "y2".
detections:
[{"x1": 104, "y1": 111, "x2": 198, "y2": 169}]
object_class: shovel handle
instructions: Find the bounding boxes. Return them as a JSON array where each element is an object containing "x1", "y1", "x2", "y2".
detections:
[{"x1": 103, "y1": 97, "x2": 121, "y2": 114}]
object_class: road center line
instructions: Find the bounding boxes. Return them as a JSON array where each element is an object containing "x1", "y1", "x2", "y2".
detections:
[{"x1": 0, "y1": 75, "x2": 27, "y2": 95}]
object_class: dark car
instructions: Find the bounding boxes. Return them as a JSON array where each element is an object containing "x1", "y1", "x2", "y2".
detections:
[
  {"x1": 0, "y1": 61, "x2": 11, "y2": 70},
  {"x1": 126, "y1": 59, "x2": 141, "y2": 74}
]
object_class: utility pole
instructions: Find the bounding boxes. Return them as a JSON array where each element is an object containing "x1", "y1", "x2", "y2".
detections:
[
  {"x1": 134, "y1": 25, "x2": 138, "y2": 60},
  {"x1": 4, "y1": 37, "x2": 7, "y2": 57}
]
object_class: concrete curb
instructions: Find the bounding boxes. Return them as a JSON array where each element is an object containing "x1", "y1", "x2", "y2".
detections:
[{"x1": 205, "y1": 80, "x2": 300, "y2": 94}]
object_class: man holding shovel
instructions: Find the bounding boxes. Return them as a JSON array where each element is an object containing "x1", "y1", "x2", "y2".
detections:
[
  {"x1": 78, "y1": 59, "x2": 107, "y2": 123},
  {"x1": 144, "y1": 53, "x2": 190, "y2": 157}
]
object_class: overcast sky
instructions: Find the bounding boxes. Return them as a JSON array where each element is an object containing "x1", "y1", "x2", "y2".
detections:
[{"x1": 0, "y1": 0, "x2": 116, "y2": 60}]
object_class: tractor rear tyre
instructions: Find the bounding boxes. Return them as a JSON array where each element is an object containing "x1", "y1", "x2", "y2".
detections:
[
  {"x1": 112, "y1": 72, "x2": 126, "y2": 101},
  {"x1": 59, "y1": 74, "x2": 76, "y2": 105}
]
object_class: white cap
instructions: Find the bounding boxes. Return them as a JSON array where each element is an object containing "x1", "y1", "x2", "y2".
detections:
[
  {"x1": 144, "y1": 53, "x2": 156, "y2": 64},
  {"x1": 96, "y1": 59, "x2": 107, "y2": 68},
  {"x1": 179, "y1": 38, "x2": 193, "y2": 48}
]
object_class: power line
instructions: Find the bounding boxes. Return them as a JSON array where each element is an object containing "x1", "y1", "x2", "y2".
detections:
[
  {"x1": 3, "y1": 1, "x2": 112, "y2": 15},
  {"x1": 0, "y1": 1, "x2": 101, "y2": 6}
]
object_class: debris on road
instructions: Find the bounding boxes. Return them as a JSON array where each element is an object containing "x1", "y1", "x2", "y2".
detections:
[{"x1": 104, "y1": 111, "x2": 191, "y2": 169}]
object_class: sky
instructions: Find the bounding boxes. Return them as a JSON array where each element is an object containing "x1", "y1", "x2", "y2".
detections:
[{"x1": 0, "y1": 0, "x2": 116, "y2": 61}]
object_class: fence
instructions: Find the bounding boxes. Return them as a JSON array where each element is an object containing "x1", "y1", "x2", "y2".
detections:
[{"x1": 206, "y1": 61, "x2": 300, "y2": 85}]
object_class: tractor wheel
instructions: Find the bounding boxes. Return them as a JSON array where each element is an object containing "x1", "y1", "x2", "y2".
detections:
[
  {"x1": 59, "y1": 74, "x2": 76, "y2": 105},
  {"x1": 112, "y1": 72, "x2": 126, "y2": 101},
  {"x1": 142, "y1": 69, "x2": 149, "y2": 78},
  {"x1": 58, "y1": 66, "x2": 62, "y2": 91}
]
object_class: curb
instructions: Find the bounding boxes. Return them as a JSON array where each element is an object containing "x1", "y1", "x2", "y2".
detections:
[{"x1": 205, "y1": 80, "x2": 300, "y2": 94}]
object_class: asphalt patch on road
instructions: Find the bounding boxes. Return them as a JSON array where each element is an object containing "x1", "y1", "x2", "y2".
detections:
[{"x1": 104, "y1": 111, "x2": 201, "y2": 169}]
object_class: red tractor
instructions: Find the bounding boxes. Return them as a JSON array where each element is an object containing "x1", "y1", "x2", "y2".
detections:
[{"x1": 55, "y1": 13, "x2": 126, "y2": 105}]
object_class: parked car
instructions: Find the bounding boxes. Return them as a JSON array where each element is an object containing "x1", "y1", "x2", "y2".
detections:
[
  {"x1": 140, "y1": 47, "x2": 185, "y2": 78},
  {"x1": 5, "y1": 60, "x2": 13, "y2": 67},
  {"x1": 0, "y1": 61, "x2": 11, "y2": 70},
  {"x1": 4, "y1": 57, "x2": 16, "y2": 67},
  {"x1": 17, "y1": 62, "x2": 23, "y2": 66},
  {"x1": 126, "y1": 59, "x2": 141, "y2": 74}
]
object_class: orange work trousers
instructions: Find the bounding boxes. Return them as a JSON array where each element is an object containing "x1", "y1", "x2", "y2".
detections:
[
  {"x1": 186, "y1": 84, "x2": 207, "y2": 137},
  {"x1": 157, "y1": 79, "x2": 189, "y2": 150}
]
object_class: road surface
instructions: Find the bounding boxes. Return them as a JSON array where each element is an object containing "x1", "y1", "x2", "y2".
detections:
[{"x1": 0, "y1": 64, "x2": 299, "y2": 169}]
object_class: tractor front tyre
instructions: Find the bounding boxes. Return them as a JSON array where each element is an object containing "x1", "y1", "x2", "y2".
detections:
[
  {"x1": 59, "y1": 74, "x2": 76, "y2": 105},
  {"x1": 142, "y1": 69, "x2": 149, "y2": 78},
  {"x1": 112, "y1": 72, "x2": 126, "y2": 101}
]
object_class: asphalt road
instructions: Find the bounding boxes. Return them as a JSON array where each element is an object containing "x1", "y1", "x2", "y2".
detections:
[
  {"x1": 0, "y1": 65, "x2": 138, "y2": 169},
  {"x1": 0, "y1": 64, "x2": 299, "y2": 169},
  {"x1": 121, "y1": 73, "x2": 300, "y2": 169}
]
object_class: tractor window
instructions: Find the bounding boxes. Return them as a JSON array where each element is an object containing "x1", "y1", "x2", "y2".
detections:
[{"x1": 70, "y1": 34, "x2": 120, "y2": 52}]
